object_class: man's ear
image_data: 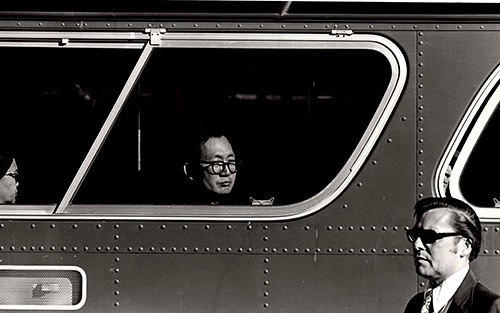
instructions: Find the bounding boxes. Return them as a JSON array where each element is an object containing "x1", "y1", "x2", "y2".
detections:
[
  {"x1": 460, "y1": 238, "x2": 472, "y2": 259},
  {"x1": 183, "y1": 163, "x2": 194, "y2": 180}
]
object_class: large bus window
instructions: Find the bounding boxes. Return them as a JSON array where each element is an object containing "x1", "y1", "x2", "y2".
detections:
[
  {"x1": 0, "y1": 47, "x2": 139, "y2": 205},
  {"x1": 74, "y1": 47, "x2": 392, "y2": 205},
  {"x1": 459, "y1": 106, "x2": 500, "y2": 207}
]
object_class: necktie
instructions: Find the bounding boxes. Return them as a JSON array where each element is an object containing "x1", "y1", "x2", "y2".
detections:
[{"x1": 421, "y1": 288, "x2": 433, "y2": 313}]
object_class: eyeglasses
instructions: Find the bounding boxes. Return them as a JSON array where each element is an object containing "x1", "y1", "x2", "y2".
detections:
[
  {"x1": 406, "y1": 228, "x2": 463, "y2": 245},
  {"x1": 4, "y1": 171, "x2": 19, "y2": 182},
  {"x1": 200, "y1": 160, "x2": 238, "y2": 175}
]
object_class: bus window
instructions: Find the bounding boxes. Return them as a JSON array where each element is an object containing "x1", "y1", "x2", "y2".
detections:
[
  {"x1": 0, "y1": 47, "x2": 139, "y2": 205},
  {"x1": 459, "y1": 106, "x2": 500, "y2": 207},
  {"x1": 73, "y1": 47, "x2": 392, "y2": 205}
]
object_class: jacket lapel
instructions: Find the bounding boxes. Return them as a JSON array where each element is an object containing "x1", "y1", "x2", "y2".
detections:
[{"x1": 445, "y1": 270, "x2": 477, "y2": 313}]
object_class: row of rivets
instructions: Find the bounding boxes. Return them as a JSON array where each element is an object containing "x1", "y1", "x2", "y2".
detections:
[
  {"x1": 417, "y1": 30, "x2": 426, "y2": 199},
  {"x1": 263, "y1": 258, "x2": 269, "y2": 309},
  {"x1": 114, "y1": 257, "x2": 120, "y2": 308}
]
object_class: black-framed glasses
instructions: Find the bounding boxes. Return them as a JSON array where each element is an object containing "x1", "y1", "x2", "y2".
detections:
[
  {"x1": 406, "y1": 228, "x2": 463, "y2": 245},
  {"x1": 4, "y1": 171, "x2": 19, "y2": 182},
  {"x1": 200, "y1": 160, "x2": 238, "y2": 175}
]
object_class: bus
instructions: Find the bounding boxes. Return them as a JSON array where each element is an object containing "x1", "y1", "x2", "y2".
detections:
[{"x1": 0, "y1": 1, "x2": 499, "y2": 312}]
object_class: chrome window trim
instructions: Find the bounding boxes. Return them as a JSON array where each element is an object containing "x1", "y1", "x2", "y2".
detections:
[
  {"x1": 0, "y1": 32, "x2": 406, "y2": 220},
  {"x1": 435, "y1": 63, "x2": 500, "y2": 222},
  {"x1": 0, "y1": 265, "x2": 87, "y2": 311}
]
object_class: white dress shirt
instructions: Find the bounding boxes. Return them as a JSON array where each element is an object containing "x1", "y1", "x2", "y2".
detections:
[{"x1": 429, "y1": 265, "x2": 470, "y2": 313}]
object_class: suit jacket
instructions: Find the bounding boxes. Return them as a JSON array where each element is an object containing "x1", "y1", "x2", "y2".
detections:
[{"x1": 404, "y1": 269, "x2": 500, "y2": 313}]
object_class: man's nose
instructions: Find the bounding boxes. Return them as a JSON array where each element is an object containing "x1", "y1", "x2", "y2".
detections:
[
  {"x1": 219, "y1": 164, "x2": 231, "y2": 176},
  {"x1": 413, "y1": 236, "x2": 426, "y2": 250}
]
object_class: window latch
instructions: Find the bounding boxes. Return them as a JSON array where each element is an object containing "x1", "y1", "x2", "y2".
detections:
[
  {"x1": 144, "y1": 28, "x2": 166, "y2": 45},
  {"x1": 330, "y1": 30, "x2": 353, "y2": 37}
]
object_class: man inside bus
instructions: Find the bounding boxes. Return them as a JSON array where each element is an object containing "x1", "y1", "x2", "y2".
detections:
[
  {"x1": 0, "y1": 148, "x2": 19, "y2": 204},
  {"x1": 182, "y1": 125, "x2": 241, "y2": 205},
  {"x1": 404, "y1": 197, "x2": 500, "y2": 313}
]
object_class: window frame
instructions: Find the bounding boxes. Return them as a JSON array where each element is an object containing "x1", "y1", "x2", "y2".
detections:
[
  {"x1": 0, "y1": 31, "x2": 406, "y2": 221},
  {"x1": 436, "y1": 63, "x2": 500, "y2": 222}
]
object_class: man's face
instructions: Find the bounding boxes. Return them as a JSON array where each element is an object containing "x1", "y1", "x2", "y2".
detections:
[
  {"x1": 200, "y1": 136, "x2": 236, "y2": 195},
  {"x1": 411, "y1": 208, "x2": 469, "y2": 285},
  {"x1": 0, "y1": 158, "x2": 18, "y2": 204}
]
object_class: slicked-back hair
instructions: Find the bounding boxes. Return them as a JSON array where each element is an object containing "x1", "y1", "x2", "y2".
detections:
[{"x1": 413, "y1": 197, "x2": 482, "y2": 261}]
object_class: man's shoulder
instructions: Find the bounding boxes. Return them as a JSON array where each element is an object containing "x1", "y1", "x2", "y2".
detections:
[
  {"x1": 472, "y1": 282, "x2": 500, "y2": 312},
  {"x1": 403, "y1": 292, "x2": 424, "y2": 313}
]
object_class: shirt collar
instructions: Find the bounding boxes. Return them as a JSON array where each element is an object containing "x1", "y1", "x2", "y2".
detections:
[{"x1": 429, "y1": 265, "x2": 469, "y2": 313}]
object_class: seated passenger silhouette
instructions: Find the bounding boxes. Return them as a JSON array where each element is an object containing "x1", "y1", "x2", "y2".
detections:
[
  {"x1": 0, "y1": 148, "x2": 19, "y2": 204},
  {"x1": 183, "y1": 126, "x2": 240, "y2": 205}
]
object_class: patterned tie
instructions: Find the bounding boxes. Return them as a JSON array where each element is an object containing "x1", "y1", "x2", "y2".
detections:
[{"x1": 421, "y1": 288, "x2": 433, "y2": 313}]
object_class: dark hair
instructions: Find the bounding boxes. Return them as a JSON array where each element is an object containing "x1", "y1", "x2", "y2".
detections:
[
  {"x1": 0, "y1": 148, "x2": 13, "y2": 177},
  {"x1": 413, "y1": 197, "x2": 482, "y2": 261},
  {"x1": 186, "y1": 125, "x2": 228, "y2": 164}
]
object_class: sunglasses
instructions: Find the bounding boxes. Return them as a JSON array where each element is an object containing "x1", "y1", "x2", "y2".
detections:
[{"x1": 406, "y1": 228, "x2": 464, "y2": 245}]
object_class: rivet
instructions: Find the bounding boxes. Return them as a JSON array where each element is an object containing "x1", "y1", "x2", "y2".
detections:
[
  {"x1": 39, "y1": 246, "x2": 44, "y2": 251},
  {"x1": 345, "y1": 24, "x2": 350, "y2": 29},
  {"x1": 419, "y1": 139, "x2": 424, "y2": 144},
  {"x1": 263, "y1": 291, "x2": 269, "y2": 297},
  {"x1": 96, "y1": 224, "x2": 102, "y2": 229},
  {"x1": 418, "y1": 32, "x2": 424, "y2": 36},
  {"x1": 114, "y1": 224, "x2": 119, "y2": 229},
  {"x1": 160, "y1": 225, "x2": 166, "y2": 229},
  {"x1": 182, "y1": 247, "x2": 187, "y2": 252},
  {"x1": 114, "y1": 235, "x2": 119, "y2": 240},
  {"x1": 480, "y1": 25, "x2": 485, "y2": 29},
  {"x1": 419, "y1": 183, "x2": 424, "y2": 187},
  {"x1": 371, "y1": 226, "x2": 376, "y2": 231},
  {"x1": 193, "y1": 247, "x2": 199, "y2": 252},
  {"x1": 393, "y1": 249, "x2": 399, "y2": 253},
  {"x1": 30, "y1": 224, "x2": 35, "y2": 229},
  {"x1": 372, "y1": 160, "x2": 377, "y2": 165},
  {"x1": 349, "y1": 248, "x2": 354, "y2": 253},
  {"x1": 382, "y1": 226, "x2": 387, "y2": 231},
  {"x1": 264, "y1": 280, "x2": 269, "y2": 285},
  {"x1": 419, "y1": 128, "x2": 424, "y2": 132},
  {"x1": 419, "y1": 105, "x2": 424, "y2": 110},
  {"x1": 382, "y1": 249, "x2": 387, "y2": 253},
  {"x1": 271, "y1": 248, "x2": 277, "y2": 253},
  {"x1": 138, "y1": 247, "x2": 144, "y2": 252},
  {"x1": 418, "y1": 171, "x2": 424, "y2": 176},
  {"x1": 226, "y1": 225, "x2": 232, "y2": 230},
  {"x1": 304, "y1": 226, "x2": 310, "y2": 231},
  {"x1": 96, "y1": 247, "x2": 102, "y2": 251},
  {"x1": 16, "y1": 22, "x2": 21, "y2": 26},
  {"x1": 369, "y1": 25, "x2": 374, "y2": 28},
  {"x1": 61, "y1": 247, "x2": 66, "y2": 251},
  {"x1": 418, "y1": 150, "x2": 424, "y2": 154},
  {"x1": 495, "y1": 250, "x2": 500, "y2": 254},
  {"x1": 238, "y1": 248, "x2": 243, "y2": 252},
  {"x1": 171, "y1": 23, "x2": 176, "y2": 27},
  {"x1": 247, "y1": 224, "x2": 253, "y2": 230},
  {"x1": 114, "y1": 247, "x2": 119, "y2": 251},
  {"x1": 172, "y1": 247, "x2": 178, "y2": 252},
  {"x1": 357, "y1": 182, "x2": 363, "y2": 187},
  {"x1": 204, "y1": 247, "x2": 210, "y2": 252},
  {"x1": 128, "y1": 23, "x2": 132, "y2": 27},
  {"x1": 391, "y1": 25, "x2": 396, "y2": 29},
  {"x1": 10, "y1": 246, "x2": 15, "y2": 251},
  {"x1": 338, "y1": 248, "x2": 343, "y2": 253},
  {"x1": 264, "y1": 258, "x2": 269, "y2": 263},
  {"x1": 114, "y1": 302, "x2": 120, "y2": 307},
  {"x1": 259, "y1": 24, "x2": 264, "y2": 28},
  {"x1": 283, "y1": 248, "x2": 288, "y2": 253},
  {"x1": 420, "y1": 282, "x2": 425, "y2": 287},
  {"x1": 495, "y1": 227, "x2": 499, "y2": 232},
  {"x1": 215, "y1": 248, "x2": 221, "y2": 252},
  {"x1": 150, "y1": 247, "x2": 155, "y2": 252},
  {"x1": 435, "y1": 25, "x2": 440, "y2": 29},
  {"x1": 72, "y1": 224, "x2": 77, "y2": 229},
  {"x1": 21, "y1": 246, "x2": 26, "y2": 251},
  {"x1": 316, "y1": 248, "x2": 321, "y2": 253},
  {"x1": 393, "y1": 226, "x2": 398, "y2": 231},
  {"x1": 342, "y1": 204, "x2": 348, "y2": 209},
  {"x1": 418, "y1": 193, "x2": 424, "y2": 198},
  {"x1": 114, "y1": 279, "x2": 119, "y2": 284},
  {"x1": 204, "y1": 225, "x2": 210, "y2": 230},
  {"x1": 413, "y1": 25, "x2": 418, "y2": 29},
  {"x1": 282, "y1": 225, "x2": 288, "y2": 230},
  {"x1": 138, "y1": 224, "x2": 144, "y2": 230},
  {"x1": 237, "y1": 24, "x2": 242, "y2": 28},
  {"x1": 360, "y1": 248, "x2": 365, "y2": 253},
  {"x1": 387, "y1": 138, "x2": 392, "y2": 143},
  {"x1": 39, "y1": 22, "x2": 43, "y2": 26},
  {"x1": 483, "y1": 227, "x2": 488, "y2": 232},
  {"x1": 281, "y1": 24, "x2": 286, "y2": 28},
  {"x1": 263, "y1": 236, "x2": 269, "y2": 241},
  {"x1": 418, "y1": 63, "x2": 424, "y2": 67},
  {"x1": 338, "y1": 226, "x2": 343, "y2": 231},
  {"x1": 327, "y1": 248, "x2": 333, "y2": 253},
  {"x1": 263, "y1": 269, "x2": 269, "y2": 274},
  {"x1": 106, "y1": 23, "x2": 110, "y2": 27},
  {"x1": 304, "y1": 248, "x2": 310, "y2": 253},
  {"x1": 483, "y1": 250, "x2": 489, "y2": 254},
  {"x1": 327, "y1": 226, "x2": 332, "y2": 231},
  {"x1": 419, "y1": 72, "x2": 424, "y2": 77},
  {"x1": 264, "y1": 303, "x2": 269, "y2": 308},
  {"x1": 458, "y1": 25, "x2": 462, "y2": 29},
  {"x1": 303, "y1": 24, "x2": 308, "y2": 28},
  {"x1": 360, "y1": 226, "x2": 365, "y2": 231},
  {"x1": 227, "y1": 248, "x2": 232, "y2": 252},
  {"x1": 371, "y1": 248, "x2": 377, "y2": 253},
  {"x1": 294, "y1": 248, "x2": 299, "y2": 253},
  {"x1": 127, "y1": 247, "x2": 132, "y2": 251},
  {"x1": 263, "y1": 225, "x2": 268, "y2": 230},
  {"x1": 182, "y1": 225, "x2": 188, "y2": 230},
  {"x1": 404, "y1": 249, "x2": 410, "y2": 254},
  {"x1": 401, "y1": 116, "x2": 407, "y2": 122}
]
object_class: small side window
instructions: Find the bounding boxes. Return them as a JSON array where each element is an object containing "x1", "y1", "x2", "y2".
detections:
[{"x1": 0, "y1": 47, "x2": 139, "y2": 206}]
